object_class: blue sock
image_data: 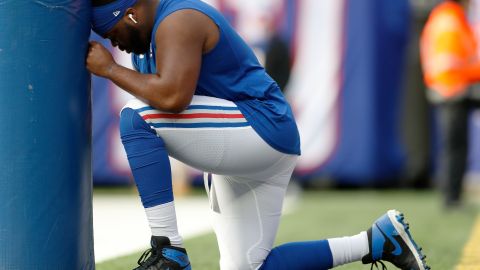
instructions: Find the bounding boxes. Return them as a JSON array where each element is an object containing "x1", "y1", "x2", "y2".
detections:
[
  {"x1": 260, "y1": 240, "x2": 333, "y2": 270},
  {"x1": 119, "y1": 108, "x2": 173, "y2": 207}
]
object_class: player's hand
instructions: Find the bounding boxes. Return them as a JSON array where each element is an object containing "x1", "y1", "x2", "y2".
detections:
[{"x1": 86, "y1": 41, "x2": 117, "y2": 78}]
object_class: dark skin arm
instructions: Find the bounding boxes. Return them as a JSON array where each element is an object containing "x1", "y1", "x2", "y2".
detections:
[{"x1": 87, "y1": 10, "x2": 218, "y2": 113}]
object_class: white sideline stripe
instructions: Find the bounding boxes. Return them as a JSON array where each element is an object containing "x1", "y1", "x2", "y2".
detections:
[{"x1": 93, "y1": 196, "x2": 212, "y2": 263}]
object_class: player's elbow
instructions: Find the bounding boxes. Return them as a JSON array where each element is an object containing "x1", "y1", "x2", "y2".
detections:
[
  {"x1": 146, "y1": 77, "x2": 194, "y2": 113},
  {"x1": 162, "y1": 100, "x2": 188, "y2": 113},
  {"x1": 151, "y1": 91, "x2": 191, "y2": 113}
]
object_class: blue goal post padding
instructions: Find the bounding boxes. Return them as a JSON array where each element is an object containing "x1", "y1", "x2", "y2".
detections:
[{"x1": 0, "y1": 1, "x2": 94, "y2": 269}]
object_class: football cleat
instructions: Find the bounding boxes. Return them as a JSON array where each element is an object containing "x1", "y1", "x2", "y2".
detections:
[
  {"x1": 362, "y1": 210, "x2": 430, "y2": 270},
  {"x1": 133, "y1": 236, "x2": 191, "y2": 270}
]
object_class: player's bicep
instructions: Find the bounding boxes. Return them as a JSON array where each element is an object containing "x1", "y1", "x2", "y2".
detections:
[{"x1": 154, "y1": 10, "x2": 207, "y2": 98}]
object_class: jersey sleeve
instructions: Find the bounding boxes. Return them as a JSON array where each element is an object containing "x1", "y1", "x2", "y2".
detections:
[{"x1": 131, "y1": 54, "x2": 140, "y2": 72}]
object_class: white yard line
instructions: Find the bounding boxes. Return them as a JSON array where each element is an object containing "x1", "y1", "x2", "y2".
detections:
[{"x1": 93, "y1": 195, "x2": 212, "y2": 263}]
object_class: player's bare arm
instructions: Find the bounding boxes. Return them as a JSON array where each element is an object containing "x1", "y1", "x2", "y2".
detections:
[{"x1": 87, "y1": 9, "x2": 217, "y2": 113}]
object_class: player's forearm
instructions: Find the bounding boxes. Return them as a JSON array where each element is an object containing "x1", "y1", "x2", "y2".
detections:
[{"x1": 106, "y1": 64, "x2": 189, "y2": 113}]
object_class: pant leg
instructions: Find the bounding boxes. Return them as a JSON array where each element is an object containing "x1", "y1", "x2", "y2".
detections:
[
  {"x1": 209, "y1": 155, "x2": 297, "y2": 270},
  {"x1": 436, "y1": 100, "x2": 469, "y2": 205}
]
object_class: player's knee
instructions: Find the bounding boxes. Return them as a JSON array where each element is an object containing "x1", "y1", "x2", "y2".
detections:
[
  {"x1": 248, "y1": 250, "x2": 270, "y2": 270},
  {"x1": 220, "y1": 259, "x2": 258, "y2": 270},
  {"x1": 257, "y1": 248, "x2": 285, "y2": 270},
  {"x1": 220, "y1": 248, "x2": 269, "y2": 270},
  {"x1": 119, "y1": 108, "x2": 155, "y2": 137}
]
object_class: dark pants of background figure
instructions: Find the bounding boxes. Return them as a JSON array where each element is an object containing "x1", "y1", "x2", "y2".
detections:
[{"x1": 435, "y1": 98, "x2": 480, "y2": 207}]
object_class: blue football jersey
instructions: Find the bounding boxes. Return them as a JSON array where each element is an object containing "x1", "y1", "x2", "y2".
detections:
[{"x1": 132, "y1": 0, "x2": 300, "y2": 155}]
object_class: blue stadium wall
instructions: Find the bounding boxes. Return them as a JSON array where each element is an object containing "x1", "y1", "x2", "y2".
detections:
[
  {"x1": 317, "y1": 0, "x2": 411, "y2": 184},
  {"x1": 91, "y1": 33, "x2": 134, "y2": 185}
]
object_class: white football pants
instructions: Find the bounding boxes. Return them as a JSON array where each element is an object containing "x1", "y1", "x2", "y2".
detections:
[{"x1": 123, "y1": 95, "x2": 297, "y2": 270}]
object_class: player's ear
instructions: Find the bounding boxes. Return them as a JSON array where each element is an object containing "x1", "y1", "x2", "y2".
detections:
[{"x1": 125, "y1": 8, "x2": 138, "y2": 25}]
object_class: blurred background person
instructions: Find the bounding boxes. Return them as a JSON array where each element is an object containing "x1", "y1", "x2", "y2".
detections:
[
  {"x1": 420, "y1": 0, "x2": 480, "y2": 208},
  {"x1": 264, "y1": 22, "x2": 292, "y2": 93}
]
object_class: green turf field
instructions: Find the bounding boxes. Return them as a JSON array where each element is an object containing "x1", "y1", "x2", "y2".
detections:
[{"x1": 96, "y1": 189, "x2": 479, "y2": 270}]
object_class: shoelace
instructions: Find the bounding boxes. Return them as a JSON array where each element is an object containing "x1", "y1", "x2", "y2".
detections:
[
  {"x1": 137, "y1": 248, "x2": 158, "y2": 267},
  {"x1": 370, "y1": 260, "x2": 387, "y2": 270}
]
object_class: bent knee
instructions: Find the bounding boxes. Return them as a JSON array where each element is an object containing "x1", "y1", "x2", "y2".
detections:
[
  {"x1": 220, "y1": 260, "x2": 263, "y2": 270},
  {"x1": 256, "y1": 248, "x2": 285, "y2": 270},
  {"x1": 220, "y1": 248, "x2": 269, "y2": 270},
  {"x1": 119, "y1": 108, "x2": 155, "y2": 136}
]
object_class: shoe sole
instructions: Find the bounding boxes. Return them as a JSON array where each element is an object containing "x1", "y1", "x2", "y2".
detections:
[{"x1": 387, "y1": 210, "x2": 427, "y2": 270}]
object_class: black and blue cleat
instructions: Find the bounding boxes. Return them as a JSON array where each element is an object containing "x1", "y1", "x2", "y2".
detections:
[
  {"x1": 134, "y1": 236, "x2": 191, "y2": 270},
  {"x1": 362, "y1": 210, "x2": 430, "y2": 270}
]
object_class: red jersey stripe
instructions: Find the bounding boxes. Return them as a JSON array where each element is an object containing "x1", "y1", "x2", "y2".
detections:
[{"x1": 142, "y1": 113, "x2": 245, "y2": 120}]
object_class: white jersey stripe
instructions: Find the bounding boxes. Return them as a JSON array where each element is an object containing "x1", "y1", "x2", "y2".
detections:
[
  {"x1": 144, "y1": 118, "x2": 248, "y2": 124},
  {"x1": 138, "y1": 109, "x2": 243, "y2": 116}
]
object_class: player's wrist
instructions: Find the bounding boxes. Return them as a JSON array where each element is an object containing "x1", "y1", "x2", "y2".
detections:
[{"x1": 105, "y1": 62, "x2": 119, "y2": 78}]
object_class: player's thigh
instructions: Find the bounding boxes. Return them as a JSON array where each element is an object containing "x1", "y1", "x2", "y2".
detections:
[
  {"x1": 160, "y1": 126, "x2": 286, "y2": 176},
  {"x1": 209, "y1": 156, "x2": 297, "y2": 270}
]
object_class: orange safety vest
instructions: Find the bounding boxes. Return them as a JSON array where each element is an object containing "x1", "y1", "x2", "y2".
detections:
[{"x1": 420, "y1": 1, "x2": 480, "y2": 99}]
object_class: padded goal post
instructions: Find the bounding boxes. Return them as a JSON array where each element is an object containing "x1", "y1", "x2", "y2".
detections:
[{"x1": 0, "y1": 0, "x2": 94, "y2": 269}]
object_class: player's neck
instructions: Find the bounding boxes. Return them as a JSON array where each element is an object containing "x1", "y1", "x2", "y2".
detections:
[{"x1": 141, "y1": 0, "x2": 161, "y2": 31}]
